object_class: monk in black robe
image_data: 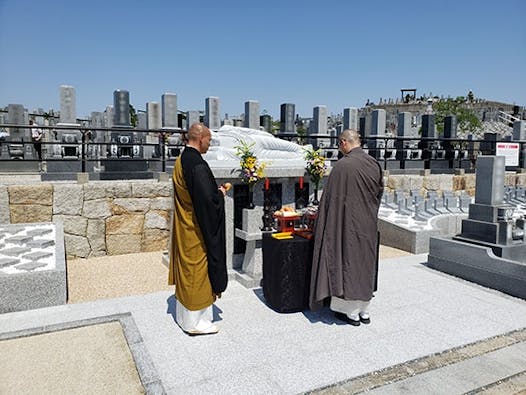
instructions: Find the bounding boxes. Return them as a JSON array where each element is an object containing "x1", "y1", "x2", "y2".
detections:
[
  {"x1": 169, "y1": 123, "x2": 228, "y2": 335},
  {"x1": 310, "y1": 129, "x2": 383, "y2": 326}
]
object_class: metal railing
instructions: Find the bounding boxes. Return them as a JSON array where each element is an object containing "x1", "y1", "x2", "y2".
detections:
[{"x1": 0, "y1": 124, "x2": 525, "y2": 175}]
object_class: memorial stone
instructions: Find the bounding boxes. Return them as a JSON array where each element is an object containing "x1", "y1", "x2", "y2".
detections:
[
  {"x1": 443, "y1": 115, "x2": 457, "y2": 139},
  {"x1": 369, "y1": 109, "x2": 386, "y2": 160},
  {"x1": 513, "y1": 120, "x2": 525, "y2": 140},
  {"x1": 146, "y1": 102, "x2": 162, "y2": 160},
  {"x1": 2, "y1": 104, "x2": 34, "y2": 169},
  {"x1": 244, "y1": 100, "x2": 260, "y2": 130},
  {"x1": 162, "y1": 93, "x2": 178, "y2": 129},
  {"x1": 47, "y1": 85, "x2": 82, "y2": 169},
  {"x1": 343, "y1": 108, "x2": 358, "y2": 130},
  {"x1": 308, "y1": 106, "x2": 330, "y2": 149},
  {"x1": 59, "y1": 85, "x2": 77, "y2": 124},
  {"x1": 312, "y1": 106, "x2": 328, "y2": 134},
  {"x1": 147, "y1": 102, "x2": 162, "y2": 129},
  {"x1": 186, "y1": 111, "x2": 200, "y2": 129},
  {"x1": 260, "y1": 115, "x2": 272, "y2": 133},
  {"x1": 443, "y1": 115, "x2": 457, "y2": 162},
  {"x1": 104, "y1": 106, "x2": 114, "y2": 128},
  {"x1": 421, "y1": 114, "x2": 435, "y2": 138},
  {"x1": 113, "y1": 90, "x2": 130, "y2": 127},
  {"x1": 137, "y1": 112, "x2": 147, "y2": 129},
  {"x1": 280, "y1": 103, "x2": 295, "y2": 134},
  {"x1": 205, "y1": 97, "x2": 221, "y2": 130},
  {"x1": 428, "y1": 155, "x2": 526, "y2": 298},
  {"x1": 371, "y1": 109, "x2": 386, "y2": 135},
  {"x1": 7, "y1": 104, "x2": 25, "y2": 139}
]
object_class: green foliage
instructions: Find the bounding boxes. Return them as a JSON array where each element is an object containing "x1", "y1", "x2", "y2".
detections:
[
  {"x1": 129, "y1": 104, "x2": 138, "y2": 127},
  {"x1": 271, "y1": 120, "x2": 280, "y2": 134},
  {"x1": 433, "y1": 96, "x2": 481, "y2": 135}
]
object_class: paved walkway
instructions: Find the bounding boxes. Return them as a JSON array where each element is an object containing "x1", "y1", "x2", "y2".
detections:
[{"x1": 1, "y1": 253, "x2": 526, "y2": 394}]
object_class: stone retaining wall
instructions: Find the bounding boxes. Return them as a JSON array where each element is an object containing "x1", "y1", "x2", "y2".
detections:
[
  {"x1": 0, "y1": 171, "x2": 525, "y2": 258},
  {"x1": 0, "y1": 181, "x2": 172, "y2": 259},
  {"x1": 383, "y1": 172, "x2": 526, "y2": 196}
]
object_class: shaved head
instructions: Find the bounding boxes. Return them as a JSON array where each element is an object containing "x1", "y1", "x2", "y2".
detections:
[
  {"x1": 186, "y1": 123, "x2": 212, "y2": 154},
  {"x1": 187, "y1": 123, "x2": 210, "y2": 142}
]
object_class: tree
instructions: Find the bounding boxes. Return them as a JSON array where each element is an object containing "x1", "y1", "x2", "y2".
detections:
[
  {"x1": 129, "y1": 104, "x2": 138, "y2": 127},
  {"x1": 433, "y1": 96, "x2": 481, "y2": 136}
]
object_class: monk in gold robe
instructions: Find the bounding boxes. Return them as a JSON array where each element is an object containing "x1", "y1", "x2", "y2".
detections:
[{"x1": 169, "y1": 123, "x2": 228, "y2": 335}]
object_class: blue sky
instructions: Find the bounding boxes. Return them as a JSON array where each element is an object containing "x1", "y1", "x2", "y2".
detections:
[{"x1": 1, "y1": 0, "x2": 525, "y2": 119}]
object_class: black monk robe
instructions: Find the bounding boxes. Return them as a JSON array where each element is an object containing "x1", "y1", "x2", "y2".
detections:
[
  {"x1": 309, "y1": 147, "x2": 383, "y2": 311},
  {"x1": 169, "y1": 146, "x2": 227, "y2": 310}
]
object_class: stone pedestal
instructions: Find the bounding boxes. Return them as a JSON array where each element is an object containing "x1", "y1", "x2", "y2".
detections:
[{"x1": 233, "y1": 208, "x2": 265, "y2": 288}]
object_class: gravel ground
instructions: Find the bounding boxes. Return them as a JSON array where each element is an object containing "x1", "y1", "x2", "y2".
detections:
[{"x1": 66, "y1": 246, "x2": 412, "y2": 304}]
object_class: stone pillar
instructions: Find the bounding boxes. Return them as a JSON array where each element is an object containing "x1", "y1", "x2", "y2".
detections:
[
  {"x1": 419, "y1": 114, "x2": 436, "y2": 165},
  {"x1": 513, "y1": 120, "x2": 525, "y2": 140},
  {"x1": 260, "y1": 114, "x2": 272, "y2": 133},
  {"x1": 443, "y1": 115, "x2": 457, "y2": 163},
  {"x1": 137, "y1": 112, "x2": 147, "y2": 129},
  {"x1": 396, "y1": 112, "x2": 412, "y2": 161},
  {"x1": 147, "y1": 102, "x2": 162, "y2": 130},
  {"x1": 104, "y1": 106, "x2": 114, "y2": 128},
  {"x1": 7, "y1": 104, "x2": 25, "y2": 140},
  {"x1": 244, "y1": 100, "x2": 260, "y2": 129},
  {"x1": 368, "y1": 109, "x2": 386, "y2": 160},
  {"x1": 312, "y1": 105, "x2": 328, "y2": 134},
  {"x1": 371, "y1": 109, "x2": 386, "y2": 135},
  {"x1": 113, "y1": 90, "x2": 130, "y2": 127},
  {"x1": 162, "y1": 93, "x2": 178, "y2": 129},
  {"x1": 475, "y1": 156, "x2": 504, "y2": 206},
  {"x1": 205, "y1": 96, "x2": 220, "y2": 130},
  {"x1": 146, "y1": 102, "x2": 161, "y2": 159},
  {"x1": 343, "y1": 107, "x2": 358, "y2": 130},
  {"x1": 280, "y1": 103, "x2": 295, "y2": 134},
  {"x1": 59, "y1": 85, "x2": 77, "y2": 125},
  {"x1": 308, "y1": 105, "x2": 329, "y2": 149},
  {"x1": 186, "y1": 111, "x2": 200, "y2": 130},
  {"x1": 50, "y1": 85, "x2": 82, "y2": 163}
]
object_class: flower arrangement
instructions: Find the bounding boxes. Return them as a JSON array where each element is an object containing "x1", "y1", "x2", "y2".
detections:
[
  {"x1": 234, "y1": 140, "x2": 267, "y2": 189},
  {"x1": 303, "y1": 147, "x2": 327, "y2": 187}
]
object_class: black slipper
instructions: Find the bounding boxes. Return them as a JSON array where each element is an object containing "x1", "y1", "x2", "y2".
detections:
[{"x1": 334, "y1": 312, "x2": 360, "y2": 326}]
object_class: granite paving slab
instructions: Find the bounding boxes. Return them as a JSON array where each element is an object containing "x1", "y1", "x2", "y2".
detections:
[{"x1": 1, "y1": 254, "x2": 525, "y2": 393}]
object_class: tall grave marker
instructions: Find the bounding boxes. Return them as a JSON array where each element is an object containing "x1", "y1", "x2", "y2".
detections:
[
  {"x1": 428, "y1": 155, "x2": 526, "y2": 299},
  {"x1": 205, "y1": 97, "x2": 221, "y2": 130}
]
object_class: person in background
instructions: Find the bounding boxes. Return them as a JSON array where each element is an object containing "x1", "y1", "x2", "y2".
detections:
[
  {"x1": 309, "y1": 129, "x2": 383, "y2": 326},
  {"x1": 29, "y1": 120, "x2": 43, "y2": 171},
  {"x1": 168, "y1": 123, "x2": 228, "y2": 335}
]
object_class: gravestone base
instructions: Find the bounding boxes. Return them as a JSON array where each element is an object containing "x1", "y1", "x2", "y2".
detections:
[
  {"x1": 46, "y1": 160, "x2": 82, "y2": 173},
  {"x1": 427, "y1": 236, "x2": 526, "y2": 299},
  {"x1": 0, "y1": 222, "x2": 67, "y2": 313},
  {"x1": 0, "y1": 161, "x2": 39, "y2": 172},
  {"x1": 453, "y1": 236, "x2": 526, "y2": 263},
  {"x1": 102, "y1": 159, "x2": 148, "y2": 172},
  {"x1": 93, "y1": 171, "x2": 154, "y2": 180}
]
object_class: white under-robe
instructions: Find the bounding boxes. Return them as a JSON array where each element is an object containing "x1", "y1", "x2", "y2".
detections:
[
  {"x1": 175, "y1": 299, "x2": 216, "y2": 333},
  {"x1": 330, "y1": 297, "x2": 370, "y2": 319}
]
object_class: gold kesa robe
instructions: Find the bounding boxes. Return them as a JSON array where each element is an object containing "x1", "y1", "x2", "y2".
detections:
[{"x1": 169, "y1": 147, "x2": 227, "y2": 311}]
